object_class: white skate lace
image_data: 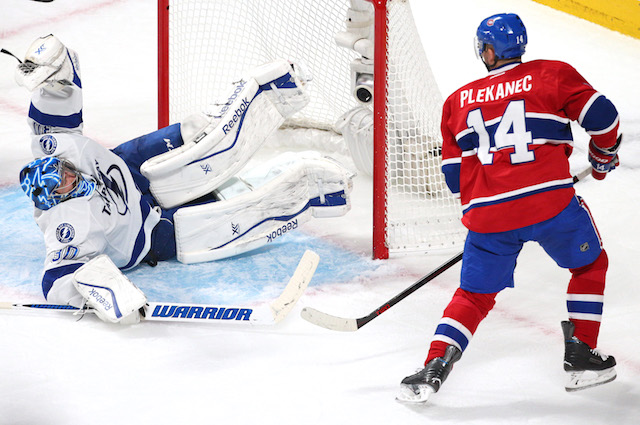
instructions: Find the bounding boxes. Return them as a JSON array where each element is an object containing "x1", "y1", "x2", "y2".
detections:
[{"x1": 590, "y1": 347, "x2": 609, "y2": 361}]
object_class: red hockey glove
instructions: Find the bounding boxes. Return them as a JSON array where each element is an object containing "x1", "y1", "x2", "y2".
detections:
[{"x1": 589, "y1": 135, "x2": 621, "y2": 180}]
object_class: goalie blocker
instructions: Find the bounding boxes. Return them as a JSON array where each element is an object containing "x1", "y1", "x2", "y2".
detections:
[{"x1": 73, "y1": 255, "x2": 147, "y2": 325}]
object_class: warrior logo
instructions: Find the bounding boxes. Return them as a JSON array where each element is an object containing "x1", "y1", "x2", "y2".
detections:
[
  {"x1": 39, "y1": 135, "x2": 58, "y2": 155},
  {"x1": 56, "y1": 223, "x2": 75, "y2": 243},
  {"x1": 151, "y1": 304, "x2": 253, "y2": 321}
]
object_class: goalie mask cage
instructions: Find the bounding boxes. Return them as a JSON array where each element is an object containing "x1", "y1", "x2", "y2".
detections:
[{"x1": 157, "y1": 0, "x2": 466, "y2": 259}]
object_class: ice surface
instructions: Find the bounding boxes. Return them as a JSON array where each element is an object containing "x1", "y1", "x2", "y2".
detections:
[{"x1": 0, "y1": 0, "x2": 638, "y2": 424}]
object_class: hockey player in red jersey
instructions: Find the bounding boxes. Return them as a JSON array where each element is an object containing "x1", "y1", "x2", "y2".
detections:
[{"x1": 397, "y1": 13, "x2": 620, "y2": 403}]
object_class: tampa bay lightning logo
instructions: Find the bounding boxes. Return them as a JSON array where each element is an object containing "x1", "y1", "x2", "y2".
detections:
[
  {"x1": 56, "y1": 223, "x2": 75, "y2": 243},
  {"x1": 39, "y1": 135, "x2": 58, "y2": 155},
  {"x1": 96, "y1": 162, "x2": 130, "y2": 216}
]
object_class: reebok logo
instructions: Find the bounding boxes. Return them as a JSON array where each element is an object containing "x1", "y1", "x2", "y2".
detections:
[
  {"x1": 88, "y1": 288, "x2": 113, "y2": 311},
  {"x1": 221, "y1": 98, "x2": 250, "y2": 135},
  {"x1": 266, "y1": 219, "x2": 298, "y2": 243}
]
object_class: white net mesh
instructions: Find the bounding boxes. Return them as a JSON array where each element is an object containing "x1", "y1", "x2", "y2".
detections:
[
  {"x1": 166, "y1": 0, "x2": 357, "y2": 130},
  {"x1": 384, "y1": 1, "x2": 465, "y2": 252},
  {"x1": 163, "y1": 0, "x2": 466, "y2": 255}
]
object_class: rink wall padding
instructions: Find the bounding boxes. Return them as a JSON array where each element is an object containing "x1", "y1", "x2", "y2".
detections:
[{"x1": 532, "y1": 0, "x2": 640, "y2": 39}]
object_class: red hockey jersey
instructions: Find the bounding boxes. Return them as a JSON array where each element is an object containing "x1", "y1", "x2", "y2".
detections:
[{"x1": 441, "y1": 60, "x2": 619, "y2": 233}]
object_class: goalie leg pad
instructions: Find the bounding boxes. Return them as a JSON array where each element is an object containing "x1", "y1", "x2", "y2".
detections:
[
  {"x1": 140, "y1": 59, "x2": 309, "y2": 209},
  {"x1": 174, "y1": 152, "x2": 354, "y2": 263},
  {"x1": 73, "y1": 255, "x2": 147, "y2": 324}
]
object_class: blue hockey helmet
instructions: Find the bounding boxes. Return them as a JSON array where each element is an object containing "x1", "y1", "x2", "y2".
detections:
[
  {"x1": 19, "y1": 157, "x2": 95, "y2": 210},
  {"x1": 475, "y1": 13, "x2": 527, "y2": 60}
]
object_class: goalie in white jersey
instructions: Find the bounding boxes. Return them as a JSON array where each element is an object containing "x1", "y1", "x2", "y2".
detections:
[{"x1": 16, "y1": 35, "x2": 354, "y2": 324}]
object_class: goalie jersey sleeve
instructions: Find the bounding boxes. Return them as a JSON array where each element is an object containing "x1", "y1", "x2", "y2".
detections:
[
  {"x1": 440, "y1": 60, "x2": 619, "y2": 233},
  {"x1": 31, "y1": 133, "x2": 161, "y2": 307}
]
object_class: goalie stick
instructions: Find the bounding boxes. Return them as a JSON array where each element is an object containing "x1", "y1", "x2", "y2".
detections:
[
  {"x1": 0, "y1": 250, "x2": 319, "y2": 325},
  {"x1": 301, "y1": 168, "x2": 592, "y2": 332}
]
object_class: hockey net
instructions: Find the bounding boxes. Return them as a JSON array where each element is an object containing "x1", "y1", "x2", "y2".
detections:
[{"x1": 158, "y1": 0, "x2": 466, "y2": 259}]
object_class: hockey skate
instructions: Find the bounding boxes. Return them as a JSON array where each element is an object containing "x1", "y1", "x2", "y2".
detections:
[
  {"x1": 562, "y1": 320, "x2": 617, "y2": 392},
  {"x1": 396, "y1": 345, "x2": 461, "y2": 403}
]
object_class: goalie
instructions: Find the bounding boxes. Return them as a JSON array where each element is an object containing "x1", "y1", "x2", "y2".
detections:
[{"x1": 16, "y1": 35, "x2": 354, "y2": 324}]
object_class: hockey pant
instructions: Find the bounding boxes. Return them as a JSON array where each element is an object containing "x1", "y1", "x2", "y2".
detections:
[
  {"x1": 112, "y1": 123, "x2": 185, "y2": 265},
  {"x1": 425, "y1": 249, "x2": 608, "y2": 364},
  {"x1": 112, "y1": 123, "x2": 185, "y2": 197}
]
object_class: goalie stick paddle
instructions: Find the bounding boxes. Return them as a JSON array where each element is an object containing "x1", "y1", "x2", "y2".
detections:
[
  {"x1": 0, "y1": 250, "x2": 319, "y2": 325},
  {"x1": 301, "y1": 168, "x2": 593, "y2": 332}
]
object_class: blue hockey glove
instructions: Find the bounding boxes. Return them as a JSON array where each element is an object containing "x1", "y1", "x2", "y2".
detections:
[{"x1": 589, "y1": 134, "x2": 621, "y2": 180}]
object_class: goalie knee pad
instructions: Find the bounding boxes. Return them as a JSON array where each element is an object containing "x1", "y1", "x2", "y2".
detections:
[
  {"x1": 140, "y1": 59, "x2": 310, "y2": 209},
  {"x1": 174, "y1": 152, "x2": 354, "y2": 263}
]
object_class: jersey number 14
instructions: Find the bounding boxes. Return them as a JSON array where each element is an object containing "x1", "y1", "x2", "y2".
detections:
[{"x1": 466, "y1": 100, "x2": 534, "y2": 165}]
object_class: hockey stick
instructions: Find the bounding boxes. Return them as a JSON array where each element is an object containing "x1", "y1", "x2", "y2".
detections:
[
  {"x1": 301, "y1": 168, "x2": 593, "y2": 332},
  {"x1": 1, "y1": 49, "x2": 22, "y2": 63},
  {"x1": 301, "y1": 251, "x2": 462, "y2": 331},
  {"x1": 0, "y1": 250, "x2": 319, "y2": 325}
]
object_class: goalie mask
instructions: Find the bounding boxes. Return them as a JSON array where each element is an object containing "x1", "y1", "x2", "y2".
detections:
[{"x1": 19, "y1": 157, "x2": 96, "y2": 210}]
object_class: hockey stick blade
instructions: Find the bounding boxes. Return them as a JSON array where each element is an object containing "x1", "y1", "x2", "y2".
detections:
[
  {"x1": 300, "y1": 307, "x2": 359, "y2": 331},
  {"x1": 268, "y1": 249, "x2": 319, "y2": 323},
  {"x1": 301, "y1": 251, "x2": 463, "y2": 332},
  {"x1": 0, "y1": 250, "x2": 319, "y2": 325}
]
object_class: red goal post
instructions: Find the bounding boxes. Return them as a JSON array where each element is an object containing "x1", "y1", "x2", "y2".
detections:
[{"x1": 157, "y1": 0, "x2": 465, "y2": 259}]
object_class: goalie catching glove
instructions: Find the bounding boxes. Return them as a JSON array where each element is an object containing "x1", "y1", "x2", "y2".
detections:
[
  {"x1": 73, "y1": 255, "x2": 147, "y2": 325},
  {"x1": 15, "y1": 34, "x2": 81, "y2": 91},
  {"x1": 588, "y1": 134, "x2": 621, "y2": 180}
]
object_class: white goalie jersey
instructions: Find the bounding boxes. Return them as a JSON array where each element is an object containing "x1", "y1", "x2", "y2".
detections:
[{"x1": 30, "y1": 131, "x2": 161, "y2": 307}]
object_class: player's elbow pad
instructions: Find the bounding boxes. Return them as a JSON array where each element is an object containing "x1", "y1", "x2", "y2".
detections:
[
  {"x1": 582, "y1": 96, "x2": 619, "y2": 143},
  {"x1": 442, "y1": 162, "x2": 461, "y2": 195}
]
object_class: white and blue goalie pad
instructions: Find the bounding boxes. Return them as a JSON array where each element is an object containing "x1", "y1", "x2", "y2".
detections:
[
  {"x1": 140, "y1": 59, "x2": 310, "y2": 209},
  {"x1": 174, "y1": 152, "x2": 354, "y2": 263}
]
